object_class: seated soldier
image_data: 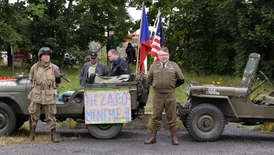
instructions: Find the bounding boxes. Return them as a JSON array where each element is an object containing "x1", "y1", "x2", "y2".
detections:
[{"x1": 80, "y1": 52, "x2": 109, "y2": 88}]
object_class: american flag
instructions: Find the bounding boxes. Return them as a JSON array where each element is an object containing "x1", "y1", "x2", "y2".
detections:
[{"x1": 149, "y1": 13, "x2": 164, "y2": 61}]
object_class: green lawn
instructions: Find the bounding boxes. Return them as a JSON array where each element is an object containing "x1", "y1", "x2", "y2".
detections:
[{"x1": 1, "y1": 63, "x2": 272, "y2": 107}]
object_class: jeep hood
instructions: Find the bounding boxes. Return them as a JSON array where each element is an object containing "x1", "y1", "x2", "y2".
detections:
[
  {"x1": 0, "y1": 76, "x2": 31, "y2": 92},
  {"x1": 188, "y1": 84, "x2": 248, "y2": 97}
]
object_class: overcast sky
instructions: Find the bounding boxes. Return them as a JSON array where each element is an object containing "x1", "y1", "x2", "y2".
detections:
[{"x1": 128, "y1": 7, "x2": 141, "y2": 21}]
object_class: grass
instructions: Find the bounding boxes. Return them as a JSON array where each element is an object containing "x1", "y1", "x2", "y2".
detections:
[
  {"x1": 1, "y1": 62, "x2": 272, "y2": 105},
  {"x1": 0, "y1": 122, "x2": 64, "y2": 146}
]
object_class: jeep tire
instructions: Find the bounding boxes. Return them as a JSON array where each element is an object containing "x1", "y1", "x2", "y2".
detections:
[
  {"x1": 0, "y1": 102, "x2": 16, "y2": 135},
  {"x1": 86, "y1": 124, "x2": 123, "y2": 139},
  {"x1": 186, "y1": 103, "x2": 225, "y2": 142}
]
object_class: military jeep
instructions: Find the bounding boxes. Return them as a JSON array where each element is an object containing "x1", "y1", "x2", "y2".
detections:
[
  {"x1": 177, "y1": 53, "x2": 274, "y2": 142},
  {"x1": 0, "y1": 72, "x2": 148, "y2": 139}
]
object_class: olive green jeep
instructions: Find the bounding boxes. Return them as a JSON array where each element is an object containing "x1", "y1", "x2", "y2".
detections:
[
  {"x1": 177, "y1": 53, "x2": 274, "y2": 142},
  {"x1": 0, "y1": 72, "x2": 148, "y2": 139}
]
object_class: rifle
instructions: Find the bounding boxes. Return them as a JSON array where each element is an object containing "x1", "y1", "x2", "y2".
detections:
[{"x1": 60, "y1": 70, "x2": 71, "y2": 83}]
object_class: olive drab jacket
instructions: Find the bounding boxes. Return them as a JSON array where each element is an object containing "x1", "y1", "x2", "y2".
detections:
[
  {"x1": 27, "y1": 62, "x2": 60, "y2": 105},
  {"x1": 147, "y1": 61, "x2": 185, "y2": 94}
]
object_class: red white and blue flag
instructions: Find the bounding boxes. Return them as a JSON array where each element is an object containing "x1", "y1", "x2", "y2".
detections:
[
  {"x1": 149, "y1": 13, "x2": 164, "y2": 62},
  {"x1": 139, "y1": 4, "x2": 151, "y2": 73}
]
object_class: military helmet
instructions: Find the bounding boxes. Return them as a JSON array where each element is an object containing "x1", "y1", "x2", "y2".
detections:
[{"x1": 38, "y1": 47, "x2": 52, "y2": 58}]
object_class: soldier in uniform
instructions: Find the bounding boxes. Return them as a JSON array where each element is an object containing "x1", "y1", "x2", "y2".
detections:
[
  {"x1": 27, "y1": 47, "x2": 61, "y2": 143},
  {"x1": 144, "y1": 47, "x2": 185, "y2": 145}
]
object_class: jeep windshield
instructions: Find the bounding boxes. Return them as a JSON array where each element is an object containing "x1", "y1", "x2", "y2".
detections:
[{"x1": 244, "y1": 57, "x2": 259, "y2": 75}]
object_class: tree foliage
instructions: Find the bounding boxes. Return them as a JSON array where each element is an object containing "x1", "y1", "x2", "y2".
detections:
[
  {"x1": 1, "y1": 0, "x2": 133, "y2": 68},
  {"x1": 2, "y1": 0, "x2": 274, "y2": 77},
  {"x1": 128, "y1": 0, "x2": 274, "y2": 77}
]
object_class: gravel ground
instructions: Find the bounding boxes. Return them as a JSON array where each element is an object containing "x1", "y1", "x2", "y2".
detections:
[{"x1": 1, "y1": 122, "x2": 274, "y2": 155}]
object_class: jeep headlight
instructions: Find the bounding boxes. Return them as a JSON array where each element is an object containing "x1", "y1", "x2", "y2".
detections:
[{"x1": 186, "y1": 84, "x2": 191, "y2": 96}]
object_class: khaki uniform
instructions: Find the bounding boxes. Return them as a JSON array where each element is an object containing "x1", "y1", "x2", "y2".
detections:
[
  {"x1": 147, "y1": 61, "x2": 184, "y2": 129},
  {"x1": 28, "y1": 62, "x2": 60, "y2": 129}
]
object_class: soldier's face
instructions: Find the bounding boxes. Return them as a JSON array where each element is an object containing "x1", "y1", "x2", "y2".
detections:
[
  {"x1": 159, "y1": 51, "x2": 169, "y2": 63},
  {"x1": 40, "y1": 54, "x2": 50, "y2": 63}
]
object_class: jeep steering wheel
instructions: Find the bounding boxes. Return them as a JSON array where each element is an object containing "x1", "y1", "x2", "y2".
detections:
[{"x1": 259, "y1": 70, "x2": 274, "y2": 87}]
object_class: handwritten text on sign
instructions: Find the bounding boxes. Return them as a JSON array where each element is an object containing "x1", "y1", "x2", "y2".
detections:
[{"x1": 84, "y1": 89, "x2": 131, "y2": 124}]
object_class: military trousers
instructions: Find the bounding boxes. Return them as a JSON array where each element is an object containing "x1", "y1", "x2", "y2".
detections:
[
  {"x1": 151, "y1": 92, "x2": 177, "y2": 129},
  {"x1": 28, "y1": 102, "x2": 57, "y2": 129}
]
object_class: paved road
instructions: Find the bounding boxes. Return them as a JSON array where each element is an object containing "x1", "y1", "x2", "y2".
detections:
[{"x1": 1, "y1": 123, "x2": 274, "y2": 155}]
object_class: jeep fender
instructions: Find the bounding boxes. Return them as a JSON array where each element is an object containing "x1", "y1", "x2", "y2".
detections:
[
  {"x1": 189, "y1": 95, "x2": 239, "y2": 118},
  {"x1": 0, "y1": 95, "x2": 28, "y2": 114}
]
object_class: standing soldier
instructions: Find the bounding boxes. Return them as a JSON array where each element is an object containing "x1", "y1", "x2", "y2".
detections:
[
  {"x1": 145, "y1": 47, "x2": 185, "y2": 145},
  {"x1": 27, "y1": 47, "x2": 61, "y2": 143}
]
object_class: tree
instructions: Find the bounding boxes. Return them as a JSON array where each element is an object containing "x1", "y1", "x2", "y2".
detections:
[
  {"x1": 145, "y1": 0, "x2": 274, "y2": 77},
  {"x1": 0, "y1": 1, "x2": 32, "y2": 67},
  {"x1": 26, "y1": 0, "x2": 133, "y2": 67}
]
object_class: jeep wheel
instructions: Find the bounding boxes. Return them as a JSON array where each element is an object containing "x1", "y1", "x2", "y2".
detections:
[
  {"x1": 86, "y1": 124, "x2": 123, "y2": 139},
  {"x1": 186, "y1": 104, "x2": 225, "y2": 142},
  {"x1": 0, "y1": 102, "x2": 16, "y2": 135}
]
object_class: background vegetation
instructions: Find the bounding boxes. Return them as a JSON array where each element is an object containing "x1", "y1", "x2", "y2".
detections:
[{"x1": 1, "y1": 0, "x2": 274, "y2": 78}]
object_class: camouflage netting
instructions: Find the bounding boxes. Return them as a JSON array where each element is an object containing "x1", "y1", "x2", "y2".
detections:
[{"x1": 134, "y1": 71, "x2": 149, "y2": 108}]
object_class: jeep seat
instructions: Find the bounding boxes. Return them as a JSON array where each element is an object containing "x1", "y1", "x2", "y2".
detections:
[
  {"x1": 260, "y1": 95, "x2": 274, "y2": 105},
  {"x1": 58, "y1": 91, "x2": 75, "y2": 102}
]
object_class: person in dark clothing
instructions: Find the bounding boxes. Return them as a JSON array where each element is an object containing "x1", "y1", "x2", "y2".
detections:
[
  {"x1": 80, "y1": 52, "x2": 109, "y2": 88},
  {"x1": 107, "y1": 49, "x2": 130, "y2": 76},
  {"x1": 126, "y1": 42, "x2": 136, "y2": 64}
]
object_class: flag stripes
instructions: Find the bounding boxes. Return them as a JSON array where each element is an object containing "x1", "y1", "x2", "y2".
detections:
[{"x1": 149, "y1": 13, "x2": 164, "y2": 62}]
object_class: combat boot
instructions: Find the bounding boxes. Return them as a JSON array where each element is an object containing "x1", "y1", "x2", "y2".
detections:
[
  {"x1": 170, "y1": 127, "x2": 179, "y2": 145},
  {"x1": 29, "y1": 118, "x2": 36, "y2": 141},
  {"x1": 144, "y1": 128, "x2": 158, "y2": 144},
  {"x1": 51, "y1": 127, "x2": 59, "y2": 143}
]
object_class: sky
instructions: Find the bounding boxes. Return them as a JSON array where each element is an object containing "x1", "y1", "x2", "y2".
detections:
[{"x1": 128, "y1": 7, "x2": 142, "y2": 21}]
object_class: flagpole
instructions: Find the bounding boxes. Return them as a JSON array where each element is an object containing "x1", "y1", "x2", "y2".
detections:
[
  {"x1": 150, "y1": 10, "x2": 161, "y2": 61},
  {"x1": 136, "y1": 2, "x2": 144, "y2": 73},
  {"x1": 150, "y1": 10, "x2": 161, "y2": 38}
]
